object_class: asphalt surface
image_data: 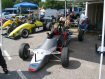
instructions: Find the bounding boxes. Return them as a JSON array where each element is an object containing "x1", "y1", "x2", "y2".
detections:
[{"x1": 0, "y1": 28, "x2": 105, "y2": 79}]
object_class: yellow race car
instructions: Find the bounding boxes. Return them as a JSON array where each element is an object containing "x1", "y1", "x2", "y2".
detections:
[
  {"x1": 8, "y1": 20, "x2": 44, "y2": 39},
  {"x1": 2, "y1": 19, "x2": 14, "y2": 29},
  {"x1": 2, "y1": 16, "x2": 24, "y2": 30}
]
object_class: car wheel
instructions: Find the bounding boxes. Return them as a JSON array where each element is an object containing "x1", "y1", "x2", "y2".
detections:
[
  {"x1": 6, "y1": 27, "x2": 13, "y2": 35},
  {"x1": 78, "y1": 30, "x2": 84, "y2": 41},
  {"x1": 20, "y1": 29, "x2": 29, "y2": 38},
  {"x1": 49, "y1": 23, "x2": 53, "y2": 31},
  {"x1": 43, "y1": 25, "x2": 46, "y2": 31},
  {"x1": 19, "y1": 43, "x2": 30, "y2": 60},
  {"x1": 32, "y1": 27, "x2": 36, "y2": 33},
  {"x1": 61, "y1": 47, "x2": 69, "y2": 68}
]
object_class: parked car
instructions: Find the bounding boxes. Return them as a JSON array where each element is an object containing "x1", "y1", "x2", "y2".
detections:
[
  {"x1": 3, "y1": 8, "x2": 18, "y2": 19},
  {"x1": 42, "y1": 16, "x2": 55, "y2": 30},
  {"x1": 8, "y1": 20, "x2": 44, "y2": 39},
  {"x1": 19, "y1": 21, "x2": 71, "y2": 72}
]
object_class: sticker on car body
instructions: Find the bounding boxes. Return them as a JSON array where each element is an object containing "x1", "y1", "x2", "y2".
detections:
[{"x1": 35, "y1": 27, "x2": 43, "y2": 32}]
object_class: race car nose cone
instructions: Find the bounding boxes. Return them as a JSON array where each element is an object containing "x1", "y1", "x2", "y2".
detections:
[{"x1": 28, "y1": 68, "x2": 37, "y2": 72}]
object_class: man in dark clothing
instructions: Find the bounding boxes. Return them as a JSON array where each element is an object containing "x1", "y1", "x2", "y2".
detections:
[{"x1": 0, "y1": 48, "x2": 8, "y2": 74}]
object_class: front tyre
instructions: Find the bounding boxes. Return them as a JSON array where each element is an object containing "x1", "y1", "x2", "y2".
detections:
[
  {"x1": 61, "y1": 47, "x2": 69, "y2": 68},
  {"x1": 20, "y1": 29, "x2": 29, "y2": 38},
  {"x1": 19, "y1": 43, "x2": 30, "y2": 60},
  {"x1": 78, "y1": 29, "x2": 84, "y2": 41}
]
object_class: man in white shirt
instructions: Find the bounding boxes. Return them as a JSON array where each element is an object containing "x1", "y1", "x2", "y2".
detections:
[
  {"x1": 79, "y1": 12, "x2": 89, "y2": 31},
  {"x1": 59, "y1": 14, "x2": 65, "y2": 22},
  {"x1": 79, "y1": 12, "x2": 86, "y2": 24},
  {"x1": 39, "y1": 7, "x2": 45, "y2": 19}
]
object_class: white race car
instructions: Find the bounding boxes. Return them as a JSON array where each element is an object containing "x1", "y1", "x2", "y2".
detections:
[{"x1": 19, "y1": 22, "x2": 71, "y2": 72}]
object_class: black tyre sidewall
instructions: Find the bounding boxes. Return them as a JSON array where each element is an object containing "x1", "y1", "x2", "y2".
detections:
[
  {"x1": 7, "y1": 27, "x2": 13, "y2": 34},
  {"x1": 61, "y1": 47, "x2": 69, "y2": 68},
  {"x1": 19, "y1": 43, "x2": 30, "y2": 60},
  {"x1": 20, "y1": 29, "x2": 29, "y2": 38},
  {"x1": 78, "y1": 30, "x2": 84, "y2": 41}
]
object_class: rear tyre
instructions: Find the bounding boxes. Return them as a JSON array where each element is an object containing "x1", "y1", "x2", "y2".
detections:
[
  {"x1": 61, "y1": 47, "x2": 69, "y2": 68},
  {"x1": 46, "y1": 23, "x2": 52, "y2": 31},
  {"x1": 78, "y1": 30, "x2": 84, "y2": 41},
  {"x1": 20, "y1": 29, "x2": 29, "y2": 38},
  {"x1": 49, "y1": 24, "x2": 53, "y2": 31},
  {"x1": 19, "y1": 43, "x2": 30, "y2": 60}
]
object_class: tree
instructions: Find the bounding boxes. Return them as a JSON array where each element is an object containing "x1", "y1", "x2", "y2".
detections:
[
  {"x1": 15, "y1": 0, "x2": 20, "y2": 4},
  {"x1": 39, "y1": 0, "x2": 65, "y2": 9},
  {"x1": 2, "y1": 0, "x2": 14, "y2": 9}
]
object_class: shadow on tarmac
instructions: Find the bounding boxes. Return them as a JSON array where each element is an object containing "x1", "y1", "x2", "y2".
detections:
[{"x1": 69, "y1": 34, "x2": 105, "y2": 64}]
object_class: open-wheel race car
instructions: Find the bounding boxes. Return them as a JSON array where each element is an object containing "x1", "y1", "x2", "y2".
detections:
[
  {"x1": 2, "y1": 19, "x2": 14, "y2": 29},
  {"x1": 8, "y1": 20, "x2": 44, "y2": 39},
  {"x1": 0, "y1": 18, "x2": 7, "y2": 26},
  {"x1": 42, "y1": 16, "x2": 56, "y2": 31},
  {"x1": 2, "y1": 16, "x2": 45, "y2": 39},
  {"x1": 19, "y1": 21, "x2": 72, "y2": 72},
  {"x1": 3, "y1": 19, "x2": 44, "y2": 39}
]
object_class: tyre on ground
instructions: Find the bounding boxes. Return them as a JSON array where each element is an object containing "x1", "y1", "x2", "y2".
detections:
[
  {"x1": 19, "y1": 43, "x2": 30, "y2": 60},
  {"x1": 61, "y1": 47, "x2": 69, "y2": 68},
  {"x1": 20, "y1": 29, "x2": 29, "y2": 38},
  {"x1": 78, "y1": 30, "x2": 84, "y2": 41}
]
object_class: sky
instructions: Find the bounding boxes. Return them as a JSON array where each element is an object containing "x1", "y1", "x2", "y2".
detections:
[{"x1": 41, "y1": 0, "x2": 46, "y2": 2}]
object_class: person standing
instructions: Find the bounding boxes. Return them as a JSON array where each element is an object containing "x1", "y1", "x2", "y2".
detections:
[
  {"x1": 39, "y1": 6, "x2": 45, "y2": 20},
  {"x1": 59, "y1": 14, "x2": 65, "y2": 26},
  {"x1": 79, "y1": 12, "x2": 89, "y2": 31},
  {"x1": 0, "y1": 48, "x2": 8, "y2": 74}
]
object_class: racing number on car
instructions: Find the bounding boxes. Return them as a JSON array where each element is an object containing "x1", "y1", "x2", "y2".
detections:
[{"x1": 35, "y1": 27, "x2": 43, "y2": 32}]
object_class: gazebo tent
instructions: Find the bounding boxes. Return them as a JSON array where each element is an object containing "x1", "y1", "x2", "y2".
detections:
[
  {"x1": 13, "y1": 2, "x2": 38, "y2": 8},
  {"x1": 13, "y1": 2, "x2": 38, "y2": 14}
]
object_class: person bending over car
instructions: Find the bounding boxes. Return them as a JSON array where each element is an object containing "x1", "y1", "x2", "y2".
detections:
[{"x1": 0, "y1": 48, "x2": 8, "y2": 74}]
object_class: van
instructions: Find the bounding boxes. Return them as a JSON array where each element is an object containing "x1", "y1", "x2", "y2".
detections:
[{"x1": 3, "y1": 8, "x2": 18, "y2": 19}]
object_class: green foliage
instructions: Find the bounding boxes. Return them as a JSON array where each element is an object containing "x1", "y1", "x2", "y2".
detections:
[
  {"x1": 78, "y1": 2, "x2": 85, "y2": 8},
  {"x1": 1, "y1": 0, "x2": 41, "y2": 9},
  {"x1": 14, "y1": 0, "x2": 38, "y2": 4},
  {"x1": 14, "y1": 0, "x2": 20, "y2": 4},
  {"x1": 39, "y1": 0, "x2": 65, "y2": 9},
  {"x1": 1, "y1": 0, "x2": 83, "y2": 10},
  {"x1": 2, "y1": 0, "x2": 14, "y2": 9}
]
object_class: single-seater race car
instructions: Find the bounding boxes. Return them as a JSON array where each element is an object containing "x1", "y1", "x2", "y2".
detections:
[
  {"x1": 6, "y1": 19, "x2": 44, "y2": 39},
  {"x1": 19, "y1": 21, "x2": 72, "y2": 72},
  {"x1": 0, "y1": 18, "x2": 7, "y2": 26},
  {"x1": 42, "y1": 16, "x2": 56, "y2": 31},
  {"x1": 2, "y1": 16, "x2": 23, "y2": 29},
  {"x1": 2, "y1": 19, "x2": 14, "y2": 29},
  {"x1": 2, "y1": 16, "x2": 26, "y2": 34}
]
